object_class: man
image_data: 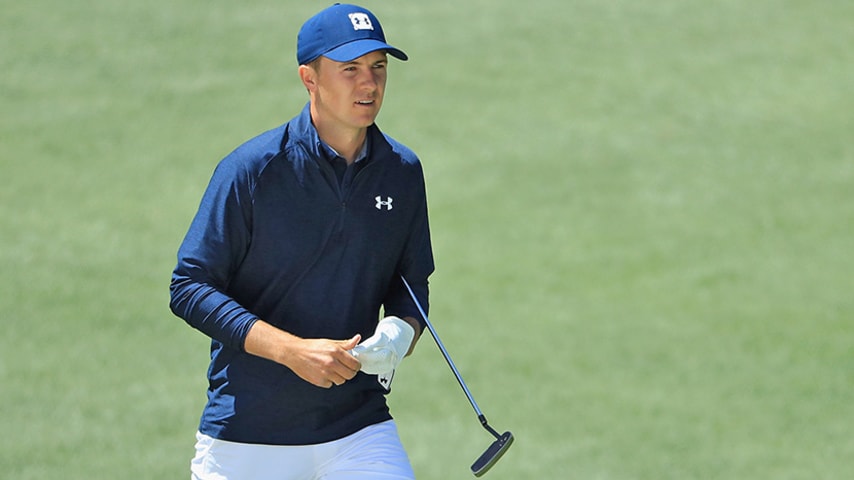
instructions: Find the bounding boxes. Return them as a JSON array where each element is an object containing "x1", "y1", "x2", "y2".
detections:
[{"x1": 169, "y1": 4, "x2": 434, "y2": 479}]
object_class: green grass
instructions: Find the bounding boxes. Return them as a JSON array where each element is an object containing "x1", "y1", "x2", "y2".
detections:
[{"x1": 2, "y1": 0, "x2": 852, "y2": 478}]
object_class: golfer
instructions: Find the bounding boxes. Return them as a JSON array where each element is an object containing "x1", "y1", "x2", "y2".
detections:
[{"x1": 169, "y1": 4, "x2": 434, "y2": 479}]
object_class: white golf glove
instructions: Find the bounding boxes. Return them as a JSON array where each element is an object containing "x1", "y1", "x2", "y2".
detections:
[{"x1": 351, "y1": 316, "x2": 415, "y2": 375}]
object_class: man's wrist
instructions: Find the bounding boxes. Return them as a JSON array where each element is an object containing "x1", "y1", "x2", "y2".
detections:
[
  {"x1": 244, "y1": 319, "x2": 300, "y2": 367},
  {"x1": 400, "y1": 316, "x2": 421, "y2": 356}
]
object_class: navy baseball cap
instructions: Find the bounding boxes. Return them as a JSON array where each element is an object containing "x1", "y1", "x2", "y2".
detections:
[{"x1": 297, "y1": 3, "x2": 408, "y2": 65}]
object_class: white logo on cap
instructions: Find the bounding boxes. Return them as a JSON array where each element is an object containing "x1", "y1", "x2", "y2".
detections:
[{"x1": 349, "y1": 13, "x2": 374, "y2": 31}]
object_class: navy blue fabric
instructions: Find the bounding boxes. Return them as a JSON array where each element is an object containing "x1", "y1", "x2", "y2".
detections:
[{"x1": 170, "y1": 103, "x2": 433, "y2": 445}]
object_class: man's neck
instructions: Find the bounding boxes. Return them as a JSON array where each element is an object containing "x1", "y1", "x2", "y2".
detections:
[{"x1": 310, "y1": 112, "x2": 368, "y2": 164}]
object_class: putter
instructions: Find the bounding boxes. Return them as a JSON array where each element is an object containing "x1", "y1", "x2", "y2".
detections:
[{"x1": 400, "y1": 275, "x2": 514, "y2": 477}]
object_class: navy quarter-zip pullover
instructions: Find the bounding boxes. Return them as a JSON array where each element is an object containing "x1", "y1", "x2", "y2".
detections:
[{"x1": 170, "y1": 103, "x2": 434, "y2": 445}]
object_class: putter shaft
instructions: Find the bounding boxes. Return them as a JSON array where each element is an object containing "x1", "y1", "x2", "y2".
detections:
[
  {"x1": 399, "y1": 275, "x2": 485, "y2": 420},
  {"x1": 400, "y1": 275, "x2": 514, "y2": 476}
]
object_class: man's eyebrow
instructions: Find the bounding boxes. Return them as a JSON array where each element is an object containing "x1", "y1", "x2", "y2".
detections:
[{"x1": 339, "y1": 57, "x2": 388, "y2": 67}]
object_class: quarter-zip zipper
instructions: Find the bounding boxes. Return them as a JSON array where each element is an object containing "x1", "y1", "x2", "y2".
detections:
[{"x1": 335, "y1": 159, "x2": 376, "y2": 237}]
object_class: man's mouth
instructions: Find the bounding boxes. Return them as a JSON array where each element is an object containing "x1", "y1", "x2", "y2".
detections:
[{"x1": 356, "y1": 100, "x2": 374, "y2": 105}]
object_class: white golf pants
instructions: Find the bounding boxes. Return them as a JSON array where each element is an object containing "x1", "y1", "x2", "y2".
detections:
[{"x1": 190, "y1": 420, "x2": 415, "y2": 480}]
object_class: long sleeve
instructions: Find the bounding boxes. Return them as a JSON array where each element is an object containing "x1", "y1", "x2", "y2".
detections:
[
  {"x1": 383, "y1": 160, "x2": 434, "y2": 330},
  {"x1": 169, "y1": 155, "x2": 259, "y2": 351}
]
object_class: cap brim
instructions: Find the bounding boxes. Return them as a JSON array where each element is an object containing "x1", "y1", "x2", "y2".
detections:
[{"x1": 323, "y1": 39, "x2": 408, "y2": 62}]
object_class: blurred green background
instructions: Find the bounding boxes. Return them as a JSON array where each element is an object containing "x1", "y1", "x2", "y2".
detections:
[{"x1": 2, "y1": 0, "x2": 852, "y2": 478}]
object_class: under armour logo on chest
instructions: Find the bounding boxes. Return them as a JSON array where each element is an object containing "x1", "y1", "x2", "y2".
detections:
[{"x1": 375, "y1": 196, "x2": 393, "y2": 210}]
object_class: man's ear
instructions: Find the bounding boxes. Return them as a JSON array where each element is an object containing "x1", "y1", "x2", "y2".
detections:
[{"x1": 298, "y1": 64, "x2": 318, "y2": 92}]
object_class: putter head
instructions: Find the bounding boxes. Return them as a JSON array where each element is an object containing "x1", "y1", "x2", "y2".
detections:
[{"x1": 471, "y1": 431, "x2": 514, "y2": 477}]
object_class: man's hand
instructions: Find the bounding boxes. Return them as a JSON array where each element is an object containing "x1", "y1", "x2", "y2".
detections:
[
  {"x1": 243, "y1": 320, "x2": 362, "y2": 388},
  {"x1": 281, "y1": 335, "x2": 362, "y2": 388},
  {"x1": 350, "y1": 316, "x2": 415, "y2": 374}
]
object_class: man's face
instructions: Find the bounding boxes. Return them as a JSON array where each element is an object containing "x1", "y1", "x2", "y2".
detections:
[{"x1": 310, "y1": 50, "x2": 389, "y2": 131}]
